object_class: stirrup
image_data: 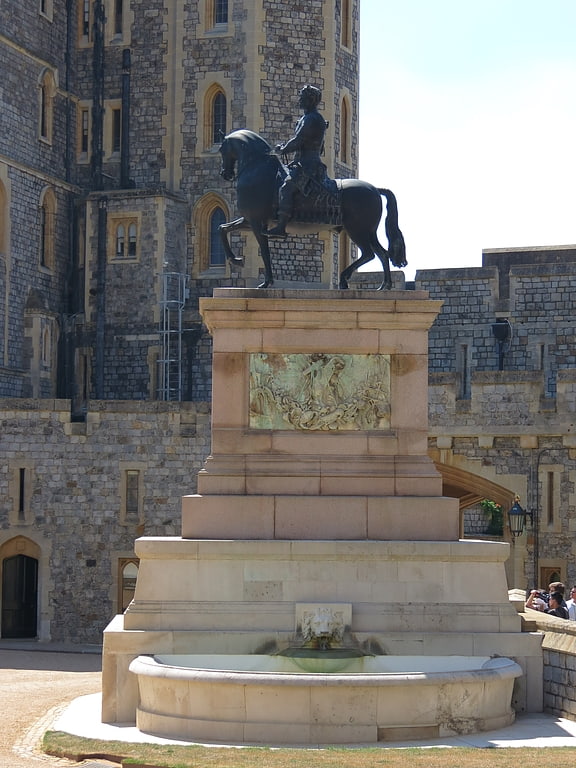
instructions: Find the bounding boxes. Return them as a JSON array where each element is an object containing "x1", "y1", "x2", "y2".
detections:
[{"x1": 264, "y1": 225, "x2": 288, "y2": 239}]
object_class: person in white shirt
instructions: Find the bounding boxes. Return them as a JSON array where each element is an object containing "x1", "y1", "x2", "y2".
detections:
[{"x1": 566, "y1": 586, "x2": 576, "y2": 620}]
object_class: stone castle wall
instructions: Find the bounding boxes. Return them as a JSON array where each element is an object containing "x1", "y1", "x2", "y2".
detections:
[
  {"x1": 522, "y1": 611, "x2": 576, "y2": 719},
  {"x1": 0, "y1": 398, "x2": 210, "y2": 644}
]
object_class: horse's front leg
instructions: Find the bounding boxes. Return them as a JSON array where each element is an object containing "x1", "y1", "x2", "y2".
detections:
[
  {"x1": 251, "y1": 219, "x2": 274, "y2": 288},
  {"x1": 219, "y1": 217, "x2": 246, "y2": 266}
]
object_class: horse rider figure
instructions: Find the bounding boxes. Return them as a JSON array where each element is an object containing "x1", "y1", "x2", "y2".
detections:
[{"x1": 265, "y1": 85, "x2": 337, "y2": 238}]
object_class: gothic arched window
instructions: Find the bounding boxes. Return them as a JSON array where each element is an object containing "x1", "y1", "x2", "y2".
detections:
[
  {"x1": 340, "y1": 97, "x2": 350, "y2": 165},
  {"x1": 209, "y1": 207, "x2": 226, "y2": 267},
  {"x1": 39, "y1": 187, "x2": 56, "y2": 269}
]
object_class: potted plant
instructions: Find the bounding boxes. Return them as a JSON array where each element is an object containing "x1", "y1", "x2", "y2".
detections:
[{"x1": 480, "y1": 498, "x2": 504, "y2": 535}]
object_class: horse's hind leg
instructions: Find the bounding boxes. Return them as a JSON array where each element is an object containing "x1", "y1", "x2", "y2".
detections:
[
  {"x1": 339, "y1": 234, "x2": 377, "y2": 289},
  {"x1": 219, "y1": 217, "x2": 246, "y2": 266},
  {"x1": 370, "y1": 233, "x2": 392, "y2": 290}
]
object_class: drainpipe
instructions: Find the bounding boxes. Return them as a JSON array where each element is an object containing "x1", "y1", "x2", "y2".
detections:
[
  {"x1": 91, "y1": 0, "x2": 106, "y2": 190},
  {"x1": 120, "y1": 48, "x2": 131, "y2": 188},
  {"x1": 94, "y1": 196, "x2": 108, "y2": 397}
]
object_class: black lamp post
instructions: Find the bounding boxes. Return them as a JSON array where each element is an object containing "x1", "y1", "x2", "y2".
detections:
[{"x1": 508, "y1": 495, "x2": 533, "y2": 538}]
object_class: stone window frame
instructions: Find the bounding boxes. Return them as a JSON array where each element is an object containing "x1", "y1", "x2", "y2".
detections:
[
  {"x1": 340, "y1": 0, "x2": 353, "y2": 50},
  {"x1": 38, "y1": 68, "x2": 57, "y2": 145},
  {"x1": 39, "y1": 186, "x2": 57, "y2": 271},
  {"x1": 78, "y1": 0, "x2": 132, "y2": 47},
  {"x1": 192, "y1": 192, "x2": 230, "y2": 276},
  {"x1": 540, "y1": 464, "x2": 563, "y2": 533},
  {"x1": 339, "y1": 92, "x2": 352, "y2": 167},
  {"x1": 203, "y1": 84, "x2": 227, "y2": 150},
  {"x1": 77, "y1": 101, "x2": 92, "y2": 162},
  {"x1": 107, "y1": 212, "x2": 141, "y2": 263},
  {"x1": 41, "y1": 320, "x2": 52, "y2": 369},
  {"x1": 78, "y1": 0, "x2": 93, "y2": 45},
  {"x1": 8, "y1": 463, "x2": 35, "y2": 526},
  {"x1": 119, "y1": 462, "x2": 145, "y2": 525},
  {"x1": 117, "y1": 557, "x2": 139, "y2": 612},
  {"x1": 103, "y1": 99, "x2": 122, "y2": 159},
  {"x1": 196, "y1": 74, "x2": 231, "y2": 156},
  {"x1": 39, "y1": 0, "x2": 54, "y2": 22},
  {"x1": 199, "y1": 0, "x2": 231, "y2": 36}
]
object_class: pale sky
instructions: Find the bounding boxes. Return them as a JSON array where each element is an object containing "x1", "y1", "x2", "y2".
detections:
[{"x1": 358, "y1": 1, "x2": 576, "y2": 279}]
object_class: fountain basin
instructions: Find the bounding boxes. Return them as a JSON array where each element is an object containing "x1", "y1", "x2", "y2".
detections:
[{"x1": 129, "y1": 653, "x2": 522, "y2": 744}]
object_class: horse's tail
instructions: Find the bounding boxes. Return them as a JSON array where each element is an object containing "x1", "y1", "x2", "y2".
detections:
[{"x1": 378, "y1": 188, "x2": 407, "y2": 268}]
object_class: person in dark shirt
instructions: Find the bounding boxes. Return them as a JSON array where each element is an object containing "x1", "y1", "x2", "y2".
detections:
[{"x1": 546, "y1": 592, "x2": 569, "y2": 619}]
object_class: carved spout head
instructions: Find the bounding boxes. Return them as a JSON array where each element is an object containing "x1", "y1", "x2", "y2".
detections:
[{"x1": 301, "y1": 606, "x2": 345, "y2": 649}]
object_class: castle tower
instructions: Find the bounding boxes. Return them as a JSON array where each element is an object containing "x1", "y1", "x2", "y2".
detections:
[
  {"x1": 74, "y1": 0, "x2": 360, "y2": 403},
  {"x1": 0, "y1": 0, "x2": 359, "y2": 404}
]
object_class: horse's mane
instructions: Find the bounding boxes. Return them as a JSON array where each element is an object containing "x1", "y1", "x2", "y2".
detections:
[{"x1": 224, "y1": 129, "x2": 272, "y2": 155}]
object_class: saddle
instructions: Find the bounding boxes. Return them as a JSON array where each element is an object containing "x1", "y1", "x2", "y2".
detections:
[{"x1": 290, "y1": 174, "x2": 343, "y2": 227}]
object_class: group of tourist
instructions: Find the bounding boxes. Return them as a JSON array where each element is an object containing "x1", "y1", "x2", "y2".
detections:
[{"x1": 525, "y1": 581, "x2": 576, "y2": 620}]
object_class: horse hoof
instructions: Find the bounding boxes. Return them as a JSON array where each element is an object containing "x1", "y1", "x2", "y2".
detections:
[{"x1": 257, "y1": 280, "x2": 274, "y2": 289}]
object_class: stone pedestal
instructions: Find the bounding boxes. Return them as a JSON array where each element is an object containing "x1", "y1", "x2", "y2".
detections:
[
  {"x1": 183, "y1": 289, "x2": 459, "y2": 540},
  {"x1": 101, "y1": 290, "x2": 543, "y2": 729}
]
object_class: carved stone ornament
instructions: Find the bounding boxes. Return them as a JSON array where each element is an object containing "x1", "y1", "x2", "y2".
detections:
[
  {"x1": 249, "y1": 352, "x2": 391, "y2": 431},
  {"x1": 301, "y1": 606, "x2": 345, "y2": 643}
]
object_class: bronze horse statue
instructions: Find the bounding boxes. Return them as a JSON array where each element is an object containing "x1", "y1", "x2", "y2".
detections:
[{"x1": 218, "y1": 129, "x2": 406, "y2": 289}]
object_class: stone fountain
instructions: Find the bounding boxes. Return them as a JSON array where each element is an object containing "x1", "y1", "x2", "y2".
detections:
[{"x1": 102, "y1": 288, "x2": 542, "y2": 744}]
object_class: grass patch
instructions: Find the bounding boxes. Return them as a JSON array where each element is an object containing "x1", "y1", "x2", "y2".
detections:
[{"x1": 42, "y1": 731, "x2": 576, "y2": 768}]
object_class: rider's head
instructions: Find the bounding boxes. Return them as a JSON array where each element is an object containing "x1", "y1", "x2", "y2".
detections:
[{"x1": 299, "y1": 85, "x2": 322, "y2": 111}]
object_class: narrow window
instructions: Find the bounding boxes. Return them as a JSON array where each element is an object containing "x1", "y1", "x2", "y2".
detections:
[
  {"x1": 112, "y1": 108, "x2": 122, "y2": 153},
  {"x1": 41, "y1": 326, "x2": 51, "y2": 367},
  {"x1": 40, "y1": 85, "x2": 48, "y2": 139},
  {"x1": 39, "y1": 206, "x2": 47, "y2": 267},
  {"x1": 81, "y1": 108, "x2": 89, "y2": 153},
  {"x1": 40, "y1": 0, "x2": 52, "y2": 18},
  {"x1": 214, "y1": 0, "x2": 228, "y2": 25},
  {"x1": 460, "y1": 344, "x2": 470, "y2": 399},
  {"x1": 340, "y1": 99, "x2": 349, "y2": 164},
  {"x1": 119, "y1": 559, "x2": 139, "y2": 611},
  {"x1": 547, "y1": 471, "x2": 554, "y2": 526},
  {"x1": 125, "y1": 469, "x2": 140, "y2": 516},
  {"x1": 341, "y1": 0, "x2": 351, "y2": 47},
  {"x1": 40, "y1": 189, "x2": 56, "y2": 269},
  {"x1": 40, "y1": 191, "x2": 57, "y2": 269},
  {"x1": 115, "y1": 224, "x2": 125, "y2": 257},
  {"x1": 212, "y1": 92, "x2": 226, "y2": 145},
  {"x1": 128, "y1": 222, "x2": 137, "y2": 258},
  {"x1": 18, "y1": 468, "x2": 26, "y2": 521},
  {"x1": 82, "y1": 0, "x2": 91, "y2": 37},
  {"x1": 114, "y1": 0, "x2": 123, "y2": 35},
  {"x1": 39, "y1": 71, "x2": 55, "y2": 143},
  {"x1": 209, "y1": 207, "x2": 226, "y2": 266}
]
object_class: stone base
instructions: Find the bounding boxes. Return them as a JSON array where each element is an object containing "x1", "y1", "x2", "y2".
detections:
[
  {"x1": 101, "y1": 536, "x2": 543, "y2": 725},
  {"x1": 182, "y1": 493, "x2": 460, "y2": 540}
]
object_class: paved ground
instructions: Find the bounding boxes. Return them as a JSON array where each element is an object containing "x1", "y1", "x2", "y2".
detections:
[
  {"x1": 3, "y1": 642, "x2": 576, "y2": 766},
  {"x1": 0, "y1": 645, "x2": 102, "y2": 767}
]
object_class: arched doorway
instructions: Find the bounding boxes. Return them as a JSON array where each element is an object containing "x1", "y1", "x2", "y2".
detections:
[{"x1": 1, "y1": 537, "x2": 40, "y2": 639}]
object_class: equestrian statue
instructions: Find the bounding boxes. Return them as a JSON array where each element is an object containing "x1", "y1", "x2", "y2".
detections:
[{"x1": 218, "y1": 85, "x2": 406, "y2": 289}]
